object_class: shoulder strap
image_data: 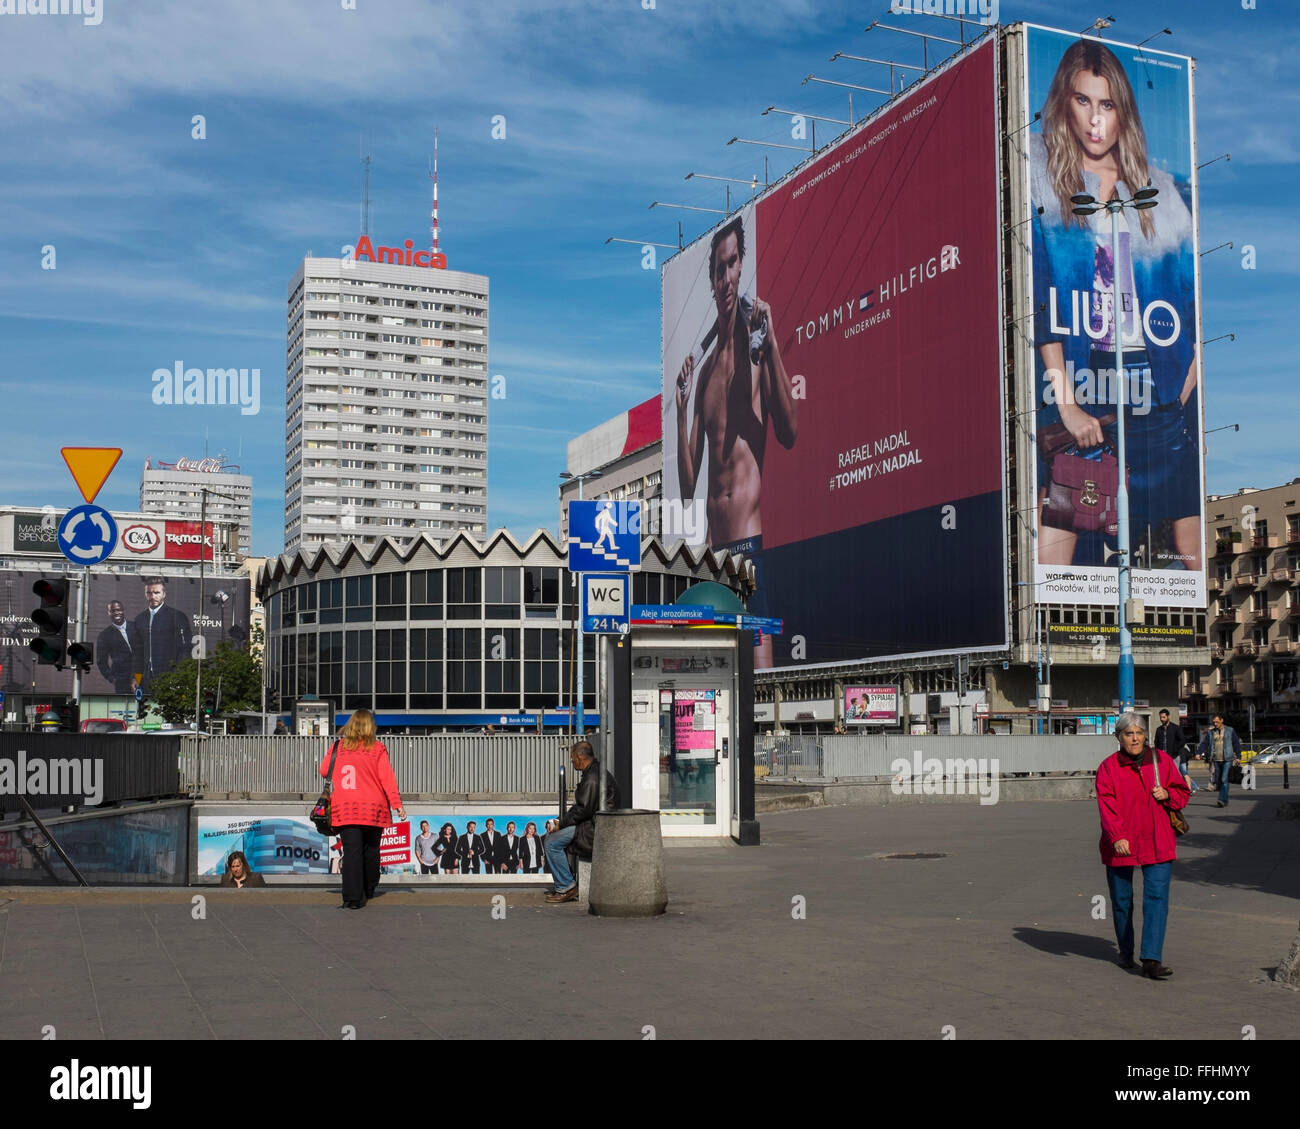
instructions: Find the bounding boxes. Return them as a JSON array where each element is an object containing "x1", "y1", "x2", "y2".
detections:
[{"x1": 324, "y1": 740, "x2": 341, "y2": 787}]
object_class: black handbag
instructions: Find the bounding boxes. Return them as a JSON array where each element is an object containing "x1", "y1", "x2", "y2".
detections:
[
  {"x1": 311, "y1": 740, "x2": 341, "y2": 835},
  {"x1": 1228, "y1": 763, "x2": 1244, "y2": 785}
]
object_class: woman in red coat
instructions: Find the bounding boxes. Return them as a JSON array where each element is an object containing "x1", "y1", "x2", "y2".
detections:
[
  {"x1": 1096, "y1": 711, "x2": 1190, "y2": 978},
  {"x1": 320, "y1": 708, "x2": 407, "y2": 909}
]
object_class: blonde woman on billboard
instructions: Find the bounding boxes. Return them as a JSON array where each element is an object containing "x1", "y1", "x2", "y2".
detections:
[{"x1": 1031, "y1": 38, "x2": 1199, "y2": 571}]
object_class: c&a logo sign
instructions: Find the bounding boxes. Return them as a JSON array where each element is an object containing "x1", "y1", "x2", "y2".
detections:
[{"x1": 121, "y1": 524, "x2": 161, "y2": 554}]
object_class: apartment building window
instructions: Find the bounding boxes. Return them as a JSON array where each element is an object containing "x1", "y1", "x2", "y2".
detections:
[
  {"x1": 344, "y1": 630, "x2": 373, "y2": 709},
  {"x1": 485, "y1": 628, "x2": 521, "y2": 708},
  {"x1": 375, "y1": 629, "x2": 406, "y2": 709},
  {"x1": 375, "y1": 573, "x2": 406, "y2": 622}
]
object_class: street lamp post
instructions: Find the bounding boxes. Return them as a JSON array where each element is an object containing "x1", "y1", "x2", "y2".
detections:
[{"x1": 1070, "y1": 185, "x2": 1160, "y2": 713}]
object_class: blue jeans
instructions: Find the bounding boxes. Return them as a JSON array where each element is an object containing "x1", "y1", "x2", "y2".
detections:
[
  {"x1": 543, "y1": 825, "x2": 576, "y2": 892},
  {"x1": 1107, "y1": 862, "x2": 1172, "y2": 962},
  {"x1": 1216, "y1": 762, "x2": 1233, "y2": 805}
]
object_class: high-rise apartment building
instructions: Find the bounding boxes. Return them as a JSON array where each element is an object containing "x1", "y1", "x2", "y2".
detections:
[
  {"x1": 140, "y1": 455, "x2": 253, "y2": 558},
  {"x1": 284, "y1": 252, "x2": 489, "y2": 552}
]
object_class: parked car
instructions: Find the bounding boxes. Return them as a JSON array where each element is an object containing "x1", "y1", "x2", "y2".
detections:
[
  {"x1": 79, "y1": 718, "x2": 128, "y2": 734},
  {"x1": 1253, "y1": 742, "x2": 1300, "y2": 765}
]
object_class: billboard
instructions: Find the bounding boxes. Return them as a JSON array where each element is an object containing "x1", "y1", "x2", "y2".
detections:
[
  {"x1": 0, "y1": 569, "x2": 250, "y2": 696},
  {"x1": 4, "y1": 512, "x2": 221, "y2": 562},
  {"x1": 197, "y1": 812, "x2": 556, "y2": 878},
  {"x1": 1020, "y1": 26, "x2": 1205, "y2": 608},
  {"x1": 844, "y1": 685, "x2": 899, "y2": 723},
  {"x1": 661, "y1": 40, "x2": 1006, "y2": 668},
  {"x1": 1270, "y1": 660, "x2": 1300, "y2": 707}
]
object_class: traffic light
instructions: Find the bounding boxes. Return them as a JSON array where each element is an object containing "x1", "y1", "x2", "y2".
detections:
[
  {"x1": 203, "y1": 689, "x2": 216, "y2": 717},
  {"x1": 67, "y1": 642, "x2": 94, "y2": 674},
  {"x1": 29, "y1": 578, "x2": 70, "y2": 668}
]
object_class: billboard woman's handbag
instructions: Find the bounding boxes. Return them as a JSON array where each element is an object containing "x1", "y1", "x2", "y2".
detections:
[
  {"x1": 1038, "y1": 414, "x2": 1124, "y2": 536},
  {"x1": 311, "y1": 740, "x2": 342, "y2": 835}
]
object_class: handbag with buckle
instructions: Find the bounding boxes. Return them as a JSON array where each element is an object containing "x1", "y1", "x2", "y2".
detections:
[
  {"x1": 1038, "y1": 413, "x2": 1125, "y2": 536},
  {"x1": 311, "y1": 740, "x2": 341, "y2": 835},
  {"x1": 1152, "y1": 749, "x2": 1188, "y2": 837}
]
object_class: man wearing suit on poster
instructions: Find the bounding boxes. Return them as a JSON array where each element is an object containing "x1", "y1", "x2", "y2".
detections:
[
  {"x1": 96, "y1": 600, "x2": 138, "y2": 694},
  {"x1": 456, "y1": 820, "x2": 485, "y2": 875},
  {"x1": 479, "y1": 818, "x2": 503, "y2": 874},
  {"x1": 133, "y1": 577, "x2": 192, "y2": 691},
  {"x1": 498, "y1": 821, "x2": 521, "y2": 874}
]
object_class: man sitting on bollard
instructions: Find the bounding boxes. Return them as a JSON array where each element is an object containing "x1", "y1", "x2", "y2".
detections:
[{"x1": 543, "y1": 740, "x2": 619, "y2": 904}]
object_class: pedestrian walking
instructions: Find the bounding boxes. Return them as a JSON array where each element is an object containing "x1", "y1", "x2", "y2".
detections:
[
  {"x1": 319, "y1": 708, "x2": 407, "y2": 909},
  {"x1": 1096, "y1": 711, "x2": 1189, "y2": 979},
  {"x1": 1155, "y1": 708, "x2": 1196, "y2": 794},
  {"x1": 1195, "y1": 714, "x2": 1241, "y2": 808}
]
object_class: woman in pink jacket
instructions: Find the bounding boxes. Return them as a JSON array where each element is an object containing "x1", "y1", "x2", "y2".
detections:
[
  {"x1": 1096, "y1": 711, "x2": 1190, "y2": 979},
  {"x1": 319, "y1": 708, "x2": 407, "y2": 910}
]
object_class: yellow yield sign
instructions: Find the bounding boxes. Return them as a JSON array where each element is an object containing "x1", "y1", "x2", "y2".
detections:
[{"x1": 61, "y1": 447, "x2": 122, "y2": 504}]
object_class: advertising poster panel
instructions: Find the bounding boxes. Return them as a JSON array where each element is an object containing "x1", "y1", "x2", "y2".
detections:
[
  {"x1": 844, "y1": 685, "x2": 899, "y2": 723},
  {"x1": 662, "y1": 40, "x2": 1005, "y2": 667},
  {"x1": 1270, "y1": 660, "x2": 1300, "y2": 707},
  {"x1": 1022, "y1": 26, "x2": 1205, "y2": 608},
  {"x1": 197, "y1": 812, "x2": 556, "y2": 879},
  {"x1": 0, "y1": 570, "x2": 250, "y2": 697}
]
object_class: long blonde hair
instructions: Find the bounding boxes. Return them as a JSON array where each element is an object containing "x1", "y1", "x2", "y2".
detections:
[
  {"x1": 339, "y1": 708, "x2": 377, "y2": 749},
  {"x1": 1041, "y1": 39, "x2": 1154, "y2": 240}
]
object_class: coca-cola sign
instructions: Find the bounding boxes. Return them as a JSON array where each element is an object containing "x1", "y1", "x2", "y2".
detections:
[
  {"x1": 121, "y1": 524, "x2": 161, "y2": 553},
  {"x1": 157, "y1": 456, "x2": 233, "y2": 473}
]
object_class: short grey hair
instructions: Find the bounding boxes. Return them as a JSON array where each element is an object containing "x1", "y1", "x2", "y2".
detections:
[{"x1": 1114, "y1": 711, "x2": 1146, "y2": 738}]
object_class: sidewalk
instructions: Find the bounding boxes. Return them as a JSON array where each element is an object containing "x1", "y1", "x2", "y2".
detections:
[{"x1": 1, "y1": 783, "x2": 1296, "y2": 1040}]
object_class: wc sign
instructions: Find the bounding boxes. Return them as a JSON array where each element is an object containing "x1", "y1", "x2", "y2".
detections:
[{"x1": 583, "y1": 573, "x2": 630, "y2": 634}]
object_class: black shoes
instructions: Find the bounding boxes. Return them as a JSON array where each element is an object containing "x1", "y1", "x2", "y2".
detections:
[
  {"x1": 1141, "y1": 959, "x2": 1173, "y2": 979},
  {"x1": 339, "y1": 899, "x2": 366, "y2": 909},
  {"x1": 1117, "y1": 953, "x2": 1136, "y2": 970}
]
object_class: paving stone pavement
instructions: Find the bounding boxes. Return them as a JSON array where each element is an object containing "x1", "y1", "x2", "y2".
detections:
[{"x1": 1, "y1": 782, "x2": 1297, "y2": 1041}]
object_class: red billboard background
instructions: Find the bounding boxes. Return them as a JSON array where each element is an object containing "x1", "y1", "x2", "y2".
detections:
[{"x1": 755, "y1": 41, "x2": 1001, "y2": 548}]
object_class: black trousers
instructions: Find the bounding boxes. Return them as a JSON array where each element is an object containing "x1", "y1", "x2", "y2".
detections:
[{"x1": 338, "y1": 825, "x2": 382, "y2": 904}]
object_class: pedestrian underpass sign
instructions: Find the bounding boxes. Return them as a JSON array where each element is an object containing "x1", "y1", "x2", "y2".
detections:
[
  {"x1": 58, "y1": 504, "x2": 118, "y2": 566},
  {"x1": 568, "y1": 500, "x2": 641, "y2": 572},
  {"x1": 583, "y1": 573, "x2": 629, "y2": 634}
]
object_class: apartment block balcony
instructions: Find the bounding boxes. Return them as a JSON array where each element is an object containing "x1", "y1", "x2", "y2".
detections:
[
  {"x1": 1289, "y1": 526, "x2": 1300, "y2": 544},
  {"x1": 1249, "y1": 533, "x2": 1277, "y2": 551},
  {"x1": 1207, "y1": 576, "x2": 1224, "y2": 594},
  {"x1": 1284, "y1": 601, "x2": 1300, "y2": 620},
  {"x1": 1269, "y1": 566, "x2": 1296, "y2": 585},
  {"x1": 1213, "y1": 536, "x2": 1240, "y2": 558},
  {"x1": 1209, "y1": 679, "x2": 1234, "y2": 697},
  {"x1": 1270, "y1": 639, "x2": 1296, "y2": 656},
  {"x1": 1212, "y1": 609, "x2": 1239, "y2": 626},
  {"x1": 1210, "y1": 643, "x2": 1227, "y2": 661},
  {"x1": 1235, "y1": 641, "x2": 1260, "y2": 657},
  {"x1": 1179, "y1": 673, "x2": 1205, "y2": 696},
  {"x1": 1250, "y1": 605, "x2": 1276, "y2": 623},
  {"x1": 1232, "y1": 572, "x2": 1261, "y2": 589}
]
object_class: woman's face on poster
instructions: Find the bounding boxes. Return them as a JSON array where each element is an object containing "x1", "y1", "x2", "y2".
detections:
[{"x1": 1068, "y1": 70, "x2": 1118, "y2": 161}]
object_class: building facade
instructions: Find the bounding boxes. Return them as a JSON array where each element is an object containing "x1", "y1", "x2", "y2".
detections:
[
  {"x1": 259, "y1": 530, "x2": 752, "y2": 732},
  {"x1": 284, "y1": 253, "x2": 489, "y2": 553},
  {"x1": 139, "y1": 455, "x2": 252, "y2": 559},
  {"x1": 1184, "y1": 479, "x2": 1300, "y2": 733},
  {"x1": 559, "y1": 395, "x2": 663, "y2": 540}
]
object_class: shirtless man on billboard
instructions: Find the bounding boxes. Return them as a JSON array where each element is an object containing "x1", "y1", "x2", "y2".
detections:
[{"x1": 676, "y1": 216, "x2": 799, "y2": 666}]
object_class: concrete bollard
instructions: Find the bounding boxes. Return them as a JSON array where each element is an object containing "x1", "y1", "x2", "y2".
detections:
[{"x1": 588, "y1": 810, "x2": 667, "y2": 918}]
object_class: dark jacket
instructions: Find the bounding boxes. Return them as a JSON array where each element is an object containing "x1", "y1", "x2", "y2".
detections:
[
  {"x1": 456, "y1": 832, "x2": 486, "y2": 873},
  {"x1": 133, "y1": 603, "x2": 193, "y2": 682},
  {"x1": 518, "y1": 834, "x2": 545, "y2": 872},
  {"x1": 1154, "y1": 722, "x2": 1188, "y2": 761},
  {"x1": 220, "y1": 870, "x2": 266, "y2": 887},
  {"x1": 1196, "y1": 726, "x2": 1242, "y2": 762},
  {"x1": 558, "y1": 758, "x2": 620, "y2": 857},
  {"x1": 96, "y1": 621, "x2": 139, "y2": 694}
]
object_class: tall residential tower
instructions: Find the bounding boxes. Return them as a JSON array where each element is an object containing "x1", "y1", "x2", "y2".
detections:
[{"x1": 284, "y1": 247, "x2": 489, "y2": 551}]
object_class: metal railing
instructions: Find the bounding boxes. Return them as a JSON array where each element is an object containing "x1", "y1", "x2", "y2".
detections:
[
  {"x1": 757, "y1": 733, "x2": 1115, "y2": 781},
  {"x1": 180, "y1": 735, "x2": 576, "y2": 795}
]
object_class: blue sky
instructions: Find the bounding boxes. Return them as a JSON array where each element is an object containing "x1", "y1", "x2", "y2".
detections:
[{"x1": 1, "y1": 0, "x2": 1295, "y2": 558}]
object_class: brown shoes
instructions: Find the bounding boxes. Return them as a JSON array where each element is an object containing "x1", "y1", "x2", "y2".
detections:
[
  {"x1": 545, "y1": 886, "x2": 579, "y2": 904},
  {"x1": 1141, "y1": 959, "x2": 1173, "y2": 979}
]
